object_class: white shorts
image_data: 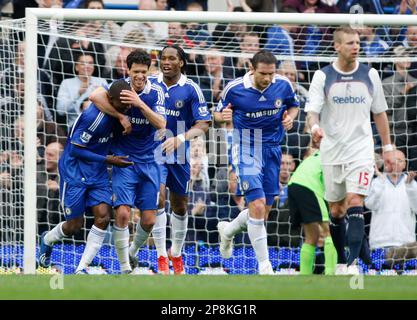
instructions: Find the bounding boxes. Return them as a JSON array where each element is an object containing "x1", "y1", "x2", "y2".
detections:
[{"x1": 322, "y1": 160, "x2": 374, "y2": 202}]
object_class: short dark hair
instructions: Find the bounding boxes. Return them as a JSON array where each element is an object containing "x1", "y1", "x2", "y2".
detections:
[
  {"x1": 73, "y1": 50, "x2": 94, "y2": 63},
  {"x1": 126, "y1": 49, "x2": 151, "y2": 69},
  {"x1": 84, "y1": 0, "x2": 104, "y2": 8},
  {"x1": 108, "y1": 79, "x2": 131, "y2": 99},
  {"x1": 160, "y1": 45, "x2": 187, "y2": 73},
  {"x1": 251, "y1": 50, "x2": 277, "y2": 69}
]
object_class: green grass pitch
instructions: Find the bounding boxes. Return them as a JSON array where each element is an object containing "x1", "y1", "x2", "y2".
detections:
[{"x1": 1, "y1": 275, "x2": 417, "y2": 299}]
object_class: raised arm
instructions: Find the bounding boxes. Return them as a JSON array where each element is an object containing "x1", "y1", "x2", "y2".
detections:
[{"x1": 89, "y1": 87, "x2": 132, "y2": 134}]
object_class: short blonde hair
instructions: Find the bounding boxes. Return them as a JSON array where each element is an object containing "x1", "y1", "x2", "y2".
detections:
[{"x1": 333, "y1": 26, "x2": 359, "y2": 43}]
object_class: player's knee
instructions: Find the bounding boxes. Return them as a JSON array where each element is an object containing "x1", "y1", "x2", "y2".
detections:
[
  {"x1": 140, "y1": 212, "x2": 156, "y2": 232},
  {"x1": 64, "y1": 218, "x2": 84, "y2": 235},
  {"x1": 115, "y1": 206, "x2": 131, "y2": 227},
  {"x1": 346, "y1": 194, "x2": 364, "y2": 208},
  {"x1": 329, "y1": 203, "x2": 345, "y2": 218},
  {"x1": 94, "y1": 214, "x2": 111, "y2": 230},
  {"x1": 249, "y1": 199, "x2": 266, "y2": 218}
]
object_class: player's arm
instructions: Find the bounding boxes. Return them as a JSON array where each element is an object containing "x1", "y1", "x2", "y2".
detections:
[
  {"x1": 70, "y1": 143, "x2": 133, "y2": 167},
  {"x1": 120, "y1": 89, "x2": 166, "y2": 130},
  {"x1": 89, "y1": 86, "x2": 132, "y2": 135},
  {"x1": 213, "y1": 88, "x2": 233, "y2": 124},
  {"x1": 369, "y1": 68, "x2": 395, "y2": 166}
]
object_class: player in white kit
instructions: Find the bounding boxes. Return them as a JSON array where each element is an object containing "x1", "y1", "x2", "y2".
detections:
[{"x1": 305, "y1": 26, "x2": 395, "y2": 274}]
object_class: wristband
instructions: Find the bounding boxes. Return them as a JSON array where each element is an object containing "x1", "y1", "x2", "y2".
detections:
[
  {"x1": 382, "y1": 144, "x2": 394, "y2": 152},
  {"x1": 177, "y1": 134, "x2": 186, "y2": 143},
  {"x1": 311, "y1": 124, "x2": 320, "y2": 134}
]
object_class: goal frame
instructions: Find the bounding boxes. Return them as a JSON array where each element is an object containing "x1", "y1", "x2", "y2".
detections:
[{"x1": 23, "y1": 7, "x2": 417, "y2": 274}]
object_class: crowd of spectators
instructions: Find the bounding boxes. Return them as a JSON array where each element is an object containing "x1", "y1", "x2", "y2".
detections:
[{"x1": 1, "y1": 0, "x2": 417, "y2": 270}]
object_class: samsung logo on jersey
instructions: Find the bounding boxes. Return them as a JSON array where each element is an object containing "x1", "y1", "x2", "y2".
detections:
[
  {"x1": 130, "y1": 117, "x2": 149, "y2": 125},
  {"x1": 246, "y1": 109, "x2": 280, "y2": 118},
  {"x1": 166, "y1": 109, "x2": 180, "y2": 117},
  {"x1": 341, "y1": 76, "x2": 353, "y2": 80},
  {"x1": 333, "y1": 96, "x2": 366, "y2": 104}
]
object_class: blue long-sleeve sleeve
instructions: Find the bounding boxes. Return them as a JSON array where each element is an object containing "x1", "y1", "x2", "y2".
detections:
[{"x1": 69, "y1": 143, "x2": 107, "y2": 163}]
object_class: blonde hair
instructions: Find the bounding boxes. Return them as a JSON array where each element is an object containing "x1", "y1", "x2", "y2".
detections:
[{"x1": 333, "y1": 26, "x2": 359, "y2": 43}]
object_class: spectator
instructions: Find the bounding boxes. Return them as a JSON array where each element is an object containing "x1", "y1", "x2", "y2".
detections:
[
  {"x1": 121, "y1": 0, "x2": 168, "y2": 44},
  {"x1": 278, "y1": 153, "x2": 296, "y2": 209},
  {"x1": 56, "y1": 52, "x2": 108, "y2": 129},
  {"x1": 156, "y1": 0, "x2": 168, "y2": 10},
  {"x1": 185, "y1": 2, "x2": 211, "y2": 48},
  {"x1": 382, "y1": 45, "x2": 417, "y2": 156},
  {"x1": 192, "y1": 48, "x2": 229, "y2": 110},
  {"x1": 190, "y1": 136, "x2": 210, "y2": 189},
  {"x1": 212, "y1": 6, "x2": 248, "y2": 52},
  {"x1": 37, "y1": 141, "x2": 64, "y2": 235},
  {"x1": 282, "y1": 0, "x2": 339, "y2": 13},
  {"x1": 277, "y1": 60, "x2": 310, "y2": 160},
  {"x1": 365, "y1": 150, "x2": 417, "y2": 253},
  {"x1": 264, "y1": 24, "x2": 296, "y2": 56},
  {"x1": 233, "y1": 32, "x2": 260, "y2": 78},
  {"x1": 80, "y1": 0, "x2": 122, "y2": 50},
  {"x1": 241, "y1": 0, "x2": 283, "y2": 12},
  {"x1": 358, "y1": 25, "x2": 390, "y2": 57},
  {"x1": 168, "y1": 0, "x2": 207, "y2": 10}
]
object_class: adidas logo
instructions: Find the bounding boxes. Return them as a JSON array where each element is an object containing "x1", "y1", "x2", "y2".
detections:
[
  {"x1": 258, "y1": 96, "x2": 267, "y2": 102},
  {"x1": 165, "y1": 93, "x2": 170, "y2": 98}
]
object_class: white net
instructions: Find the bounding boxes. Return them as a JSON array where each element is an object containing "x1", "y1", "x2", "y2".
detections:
[{"x1": 2, "y1": 13, "x2": 417, "y2": 274}]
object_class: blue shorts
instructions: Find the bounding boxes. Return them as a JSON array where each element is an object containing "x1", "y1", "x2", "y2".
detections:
[
  {"x1": 235, "y1": 146, "x2": 281, "y2": 206},
  {"x1": 112, "y1": 162, "x2": 160, "y2": 211},
  {"x1": 59, "y1": 181, "x2": 112, "y2": 221},
  {"x1": 159, "y1": 162, "x2": 190, "y2": 196}
]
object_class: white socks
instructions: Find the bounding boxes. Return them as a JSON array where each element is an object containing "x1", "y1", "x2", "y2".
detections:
[
  {"x1": 247, "y1": 217, "x2": 269, "y2": 264},
  {"x1": 76, "y1": 225, "x2": 106, "y2": 272},
  {"x1": 112, "y1": 225, "x2": 131, "y2": 272},
  {"x1": 224, "y1": 208, "x2": 249, "y2": 239},
  {"x1": 128, "y1": 220, "x2": 151, "y2": 258},
  {"x1": 152, "y1": 209, "x2": 167, "y2": 257},
  {"x1": 44, "y1": 222, "x2": 67, "y2": 246},
  {"x1": 170, "y1": 212, "x2": 188, "y2": 257}
]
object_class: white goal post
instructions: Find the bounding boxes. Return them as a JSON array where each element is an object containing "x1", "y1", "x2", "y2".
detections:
[{"x1": 22, "y1": 8, "x2": 417, "y2": 274}]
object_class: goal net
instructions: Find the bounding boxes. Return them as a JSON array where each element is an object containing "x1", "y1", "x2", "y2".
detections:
[{"x1": 1, "y1": 9, "x2": 417, "y2": 274}]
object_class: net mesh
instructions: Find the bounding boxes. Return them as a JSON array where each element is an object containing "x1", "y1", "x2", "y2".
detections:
[{"x1": 1, "y1": 15, "x2": 417, "y2": 274}]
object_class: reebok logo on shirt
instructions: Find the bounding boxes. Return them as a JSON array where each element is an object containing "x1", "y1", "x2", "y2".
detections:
[{"x1": 332, "y1": 96, "x2": 366, "y2": 104}]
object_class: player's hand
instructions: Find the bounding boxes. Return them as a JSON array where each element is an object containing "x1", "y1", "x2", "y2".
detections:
[
  {"x1": 47, "y1": 179, "x2": 59, "y2": 191},
  {"x1": 406, "y1": 171, "x2": 416, "y2": 184},
  {"x1": 106, "y1": 155, "x2": 134, "y2": 167},
  {"x1": 311, "y1": 126, "x2": 324, "y2": 149},
  {"x1": 120, "y1": 89, "x2": 142, "y2": 108},
  {"x1": 222, "y1": 103, "x2": 233, "y2": 123},
  {"x1": 282, "y1": 110, "x2": 293, "y2": 131},
  {"x1": 118, "y1": 114, "x2": 132, "y2": 135},
  {"x1": 162, "y1": 136, "x2": 183, "y2": 154}
]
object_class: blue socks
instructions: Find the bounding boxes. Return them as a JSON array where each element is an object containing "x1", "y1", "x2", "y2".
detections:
[
  {"x1": 330, "y1": 215, "x2": 347, "y2": 264},
  {"x1": 346, "y1": 206, "x2": 364, "y2": 266}
]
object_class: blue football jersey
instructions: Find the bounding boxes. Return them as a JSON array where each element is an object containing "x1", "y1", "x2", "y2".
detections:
[
  {"x1": 216, "y1": 72, "x2": 299, "y2": 147},
  {"x1": 59, "y1": 104, "x2": 115, "y2": 187},
  {"x1": 148, "y1": 73, "x2": 211, "y2": 162},
  {"x1": 111, "y1": 78, "x2": 166, "y2": 163}
]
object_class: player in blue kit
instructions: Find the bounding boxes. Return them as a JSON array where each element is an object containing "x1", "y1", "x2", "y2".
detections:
[
  {"x1": 89, "y1": 49, "x2": 166, "y2": 274},
  {"x1": 128, "y1": 45, "x2": 211, "y2": 275},
  {"x1": 38, "y1": 79, "x2": 134, "y2": 273},
  {"x1": 214, "y1": 50, "x2": 299, "y2": 274}
]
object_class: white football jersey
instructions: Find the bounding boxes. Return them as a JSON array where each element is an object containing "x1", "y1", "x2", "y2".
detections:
[{"x1": 305, "y1": 62, "x2": 387, "y2": 165}]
